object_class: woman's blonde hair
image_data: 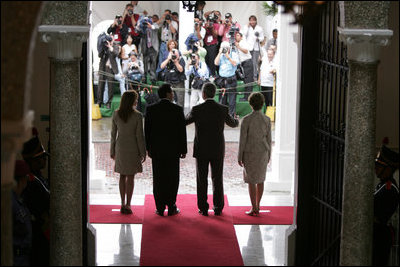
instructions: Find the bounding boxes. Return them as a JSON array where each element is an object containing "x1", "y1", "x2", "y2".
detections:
[{"x1": 167, "y1": 39, "x2": 178, "y2": 51}]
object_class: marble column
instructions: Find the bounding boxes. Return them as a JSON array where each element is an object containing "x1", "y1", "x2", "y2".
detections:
[
  {"x1": 338, "y1": 2, "x2": 392, "y2": 265},
  {"x1": 38, "y1": 25, "x2": 89, "y2": 266}
]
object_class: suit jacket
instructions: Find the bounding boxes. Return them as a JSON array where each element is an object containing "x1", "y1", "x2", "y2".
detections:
[
  {"x1": 145, "y1": 99, "x2": 187, "y2": 159},
  {"x1": 185, "y1": 99, "x2": 239, "y2": 159},
  {"x1": 99, "y1": 43, "x2": 119, "y2": 75}
]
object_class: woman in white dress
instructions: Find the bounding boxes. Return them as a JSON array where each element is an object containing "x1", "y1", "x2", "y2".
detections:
[
  {"x1": 121, "y1": 35, "x2": 138, "y2": 74},
  {"x1": 238, "y1": 92, "x2": 272, "y2": 216}
]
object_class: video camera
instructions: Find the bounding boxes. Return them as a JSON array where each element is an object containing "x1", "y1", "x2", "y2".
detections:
[
  {"x1": 228, "y1": 25, "x2": 240, "y2": 46},
  {"x1": 97, "y1": 32, "x2": 113, "y2": 57},
  {"x1": 138, "y1": 16, "x2": 153, "y2": 34}
]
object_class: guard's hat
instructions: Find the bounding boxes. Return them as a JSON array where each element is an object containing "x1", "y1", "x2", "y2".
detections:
[{"x1": 22, "y1": 127, "x2": 49, "y2": 160}]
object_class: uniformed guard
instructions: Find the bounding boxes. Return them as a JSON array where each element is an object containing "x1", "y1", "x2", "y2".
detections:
[
  {"x1": 21, "y1": 127, "x2": 50, "y2": 266},
  {"x1": 12, "y1": 160, "x2": 33, "y2": 266},
  {"x1": 373, "y1": 137, "x2": 399, "y2": 266}
]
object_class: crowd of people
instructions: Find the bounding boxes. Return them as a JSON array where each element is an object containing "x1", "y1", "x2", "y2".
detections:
[{"x1": 95, "y1": 1, "x2": 279, "y2": 115}]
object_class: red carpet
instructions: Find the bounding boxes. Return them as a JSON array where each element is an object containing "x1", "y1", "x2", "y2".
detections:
[
  {"x1": 139, "y1": 194, "x2": 244, "y2": 266},
  {"x1": 89, "y1": 205, "x2": 144, "y2": 224},
  {"x1": 230, "y1": 206, "x2": 293, "y2": 225}
]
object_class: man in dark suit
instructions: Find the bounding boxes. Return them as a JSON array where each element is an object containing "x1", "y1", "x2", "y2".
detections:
[
  {"x1": 97, "y1": 35, "x2": 120, "y2": 109},
  {"x1": 144, "y1": 83, "x2": 187, "y2": 216},
  {"x1": 185, "y1": 82, "x2": 239, "y2": 216}
]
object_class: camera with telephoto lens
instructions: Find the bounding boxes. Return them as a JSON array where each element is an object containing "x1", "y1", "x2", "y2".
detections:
[
  {"x1": 228, "y1": 25, "x2": 240, "y2": 46},
  {"x1": 116, "y1": 15, "x2": 122, "y2": 25},
  {"x1": 165, "y1": 14, "x2": 171, "y2": 21},
  {"x1": 130, "y1": 64, "x2": 139, "y2": 70},
  {"x1": 190, "y1": 54, "x2": 197, "y2": 65},
  {"x1": 207, "y1": 13, "x2": 218, "y2": 23},
  {"x1": 222, "y1": 47, "x2": 228, "y2": 54},
  {"x1": 254, "y1": 31, "x2": 260, "y2": 38},
  {"x1": 128, "y1": 9, "x2": 133, "y2": 16},
  {"x1": 171, "y1": 49, "x2": 178, "y2": 60}
]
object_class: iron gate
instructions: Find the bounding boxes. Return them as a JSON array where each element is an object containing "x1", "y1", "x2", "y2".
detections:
[{"x1": 310, "y1": 1, "x2": 348, "y2": 265}]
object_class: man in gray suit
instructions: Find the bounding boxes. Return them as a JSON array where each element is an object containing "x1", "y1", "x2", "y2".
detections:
[
  {"x1": 138, "y1": 14, "x2": 160, "y2": 83},
  {"x1": 185, "y1": 83, "x2": 239, "y2": 216}
]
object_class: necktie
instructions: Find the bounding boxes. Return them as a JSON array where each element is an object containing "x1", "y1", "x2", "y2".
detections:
[{"x1": 147, "y1": 28, "x2": 152, "y2": 48}]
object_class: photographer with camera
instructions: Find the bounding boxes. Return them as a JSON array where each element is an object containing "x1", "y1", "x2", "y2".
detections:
[
  {"x1": 156, "y1": 10, "x2": 178, "y2": 79},
  {"x1": 195, "y1": 1, "x2": 206, "y2": 19},
  {"x1": 97, "y1": 35, "x2": 120, "y2": 109},
  {"x1": 185, "y1": 53, "x2": 210, "y2": 109},
  {"x1": 136, "y1": 14, "x2": 160, "y2": 84},
  {"x1": 194, "y1": 18, "x2": 206, "y2": 46},
  {"x1": 160, "y1": 40, "x2": 186, "y2": 107},
  {"x1": 203, "y1": 12, "x2": 221, "y2": 77},
  {"x1": 108, "y1": 15, "x2": 129, "y2": 45},
  {"x1": 126, "y1": 51, "x2": 144, "y2": 112},
  {"x1": 234, "y1": 32, "x2": 254, "y2": 101},
  {"x1": 218, "y1": 13, "x2": 241, "y2": 43},
  {"x1": 214, "y1": 41, "x2": 240, "y2": 117},
  {"x1": 121, "y1": 35, "x2": 138, "y2": 74},
  {"x1": 122, "y1": 3, "x2": 141, "y2": 48},
  {"x1": 242, "y1": 15, "x2": 264, "y2": 80}
]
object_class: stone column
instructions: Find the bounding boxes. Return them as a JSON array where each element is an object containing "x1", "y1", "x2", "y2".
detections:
[
  {"x1": 38, "y1": 25, "x2": 89, "y2": 266},
  {"x1": 338, "y1": 2, "x2": 392, "y2": 265}
]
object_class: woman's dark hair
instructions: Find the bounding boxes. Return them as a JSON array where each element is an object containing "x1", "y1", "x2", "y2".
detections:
[
  {"x1": 249, "y1": 15, "x2": 257, "y2": 21},
  {"x1": 249, "y1": 92, "x2": 264, "y2": 111},
  {"x1": 118, "y1": 90, "x2": 138, "y2": 123},
  {"x1": 125, "y1": 34, "x2": 133, "y2": 43}
]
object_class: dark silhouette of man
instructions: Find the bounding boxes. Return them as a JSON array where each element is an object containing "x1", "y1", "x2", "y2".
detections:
[
  {"x1": 144, "y1": 83, "x2": 187, "y2": 216},
  {"x1": 185, "y1": 82, "x2": 239, "y2": 216}
]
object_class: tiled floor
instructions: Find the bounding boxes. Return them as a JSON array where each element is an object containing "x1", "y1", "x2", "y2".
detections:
[{"x1": 91, "y1": 115, "x2": 293, "y2": 266}]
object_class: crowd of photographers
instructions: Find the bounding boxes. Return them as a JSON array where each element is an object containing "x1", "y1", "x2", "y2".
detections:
[{"x1": 96, "y1": 1, "x2": 278, "y2": 114}]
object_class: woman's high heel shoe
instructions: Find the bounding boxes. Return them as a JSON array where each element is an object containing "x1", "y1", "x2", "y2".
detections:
[{"x1": 245, "y1": 209, "x2": 258, "y2": 216}]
